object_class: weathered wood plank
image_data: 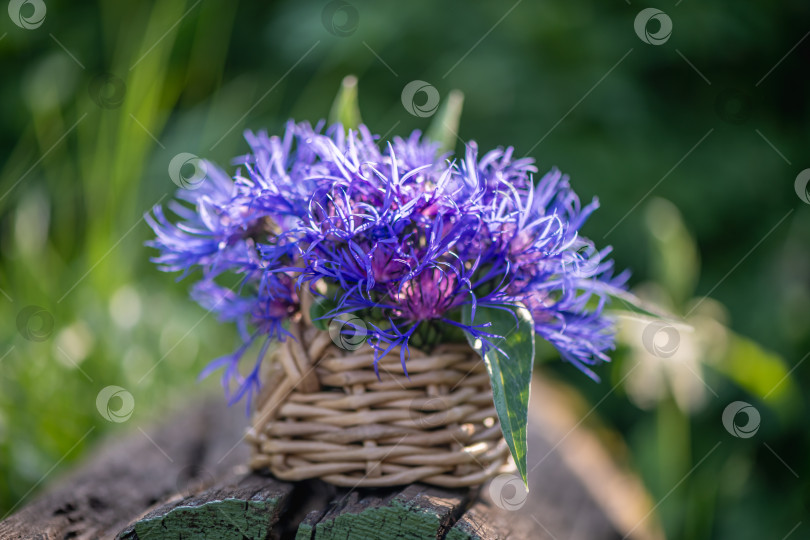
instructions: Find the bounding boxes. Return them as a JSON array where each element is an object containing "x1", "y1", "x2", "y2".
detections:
[
  {"x1": 117, "y1": 474, "x2": 294, "y2": 540},
  {"x1": 115, "y1": 478, "x2": 477, "y2": 540},
  {"x1": 0, "y1": 398, "x2": 249, "y2": 539},
  {"x1": 445, "y1": 501, "x2": 527, "y2": 540},
  {"x1": 2, "y1": 375, "x2": 665, "y2": 539},
  {"x1": 526, "y1": 376, "x2": 665, "y2": 540},
  {"x1": 294, "y1": 508, "x2": 326, "y2": 540},
  {"x1": 307, "y1": 484, "x2": 470, "y2": 539}
]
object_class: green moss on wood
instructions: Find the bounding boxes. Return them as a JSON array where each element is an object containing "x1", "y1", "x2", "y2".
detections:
[
  {"x1": 445, "y1": 521, "x2": 480, "y2": 540},
  {"x1": 295, "y1": 521, "x2": 316, "y2": 540},
  {"x1": 123, "y1": 497, "x2": 281, "y2": 540},
  {"x1": 313, "y1": 497, "x2": 447, "y2": 540}
]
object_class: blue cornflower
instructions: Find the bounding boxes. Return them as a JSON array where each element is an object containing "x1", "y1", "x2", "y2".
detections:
[{"x1": 147, "y1": 120, "x2": 628, "y2": 405}]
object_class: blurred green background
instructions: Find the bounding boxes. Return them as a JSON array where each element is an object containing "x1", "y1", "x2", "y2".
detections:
[{"x1": 1, "y1": 1, "x2": 808, "y2": 538}]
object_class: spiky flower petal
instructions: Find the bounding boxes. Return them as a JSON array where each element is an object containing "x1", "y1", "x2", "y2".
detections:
[{"x1": 148, "y1": 121, "x2": 627, "y2": 405}]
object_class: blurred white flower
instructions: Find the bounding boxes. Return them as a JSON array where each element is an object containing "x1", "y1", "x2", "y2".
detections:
[{"x1": 619, "y1": 285, "x2": 729, "y2": 413}]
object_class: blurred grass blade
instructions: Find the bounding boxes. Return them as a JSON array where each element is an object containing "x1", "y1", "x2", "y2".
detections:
[
  {"x1": 329, "y1": 75, "x2": 362, "y2": 131},
  {"x1": 716, "y1": 332, "x2": 799, "y2": 413},
  {"x1": 426, "y1": 89, "x2": 464, "y2": 153},
  {"x1": 644, "y1": 198, "x2": 699, "y2": 309}
]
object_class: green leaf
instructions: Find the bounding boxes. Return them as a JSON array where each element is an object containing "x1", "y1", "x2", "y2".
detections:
[
  {"x1": 426, "y1": 89, "x2": 464, "y2": 154},
  {"x1": 309, "y1": 295, "x2": 337, "y2": 331},
  {"x1": 461, "y1": 304, "x2": 534, "y2": 488},
  {"x1": 329, "y1": 75, "x2": 362, "y2": 131}
]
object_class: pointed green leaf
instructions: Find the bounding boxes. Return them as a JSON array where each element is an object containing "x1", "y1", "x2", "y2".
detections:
[
  {"x1": 309, "y1": 295, "x2": 337, "y2": 331},
  {"x1": 329, "y1": 75, "x2": 362, "y2": 131},
  {"x1": 462, "y1": 304, "x2": 534, "y2": 487},
  {"x1": 426, "y1": 89, "x2": 464, "y2": 154}
]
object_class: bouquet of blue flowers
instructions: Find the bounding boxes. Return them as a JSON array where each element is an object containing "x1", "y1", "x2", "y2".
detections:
[{"x1": 148, "y1": 86, "x2": 627, "y2": 487}]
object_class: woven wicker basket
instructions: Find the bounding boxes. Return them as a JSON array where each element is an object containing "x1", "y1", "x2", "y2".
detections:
[{"x1": 246, "y1": 318, "x2": 511, "y2": 488}]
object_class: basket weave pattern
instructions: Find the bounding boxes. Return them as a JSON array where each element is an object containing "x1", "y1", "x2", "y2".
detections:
[{"x1": 247, "y1": 320, "x2": 510, "y2": 488}]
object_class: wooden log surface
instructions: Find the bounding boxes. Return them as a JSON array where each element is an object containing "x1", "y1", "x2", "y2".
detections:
[
  {"x1": 0, "y1": 398, "x2": 251, "y2": 540},
  {"x1": 0, "y1": 376, "x2": 665, "y2": 540}
]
